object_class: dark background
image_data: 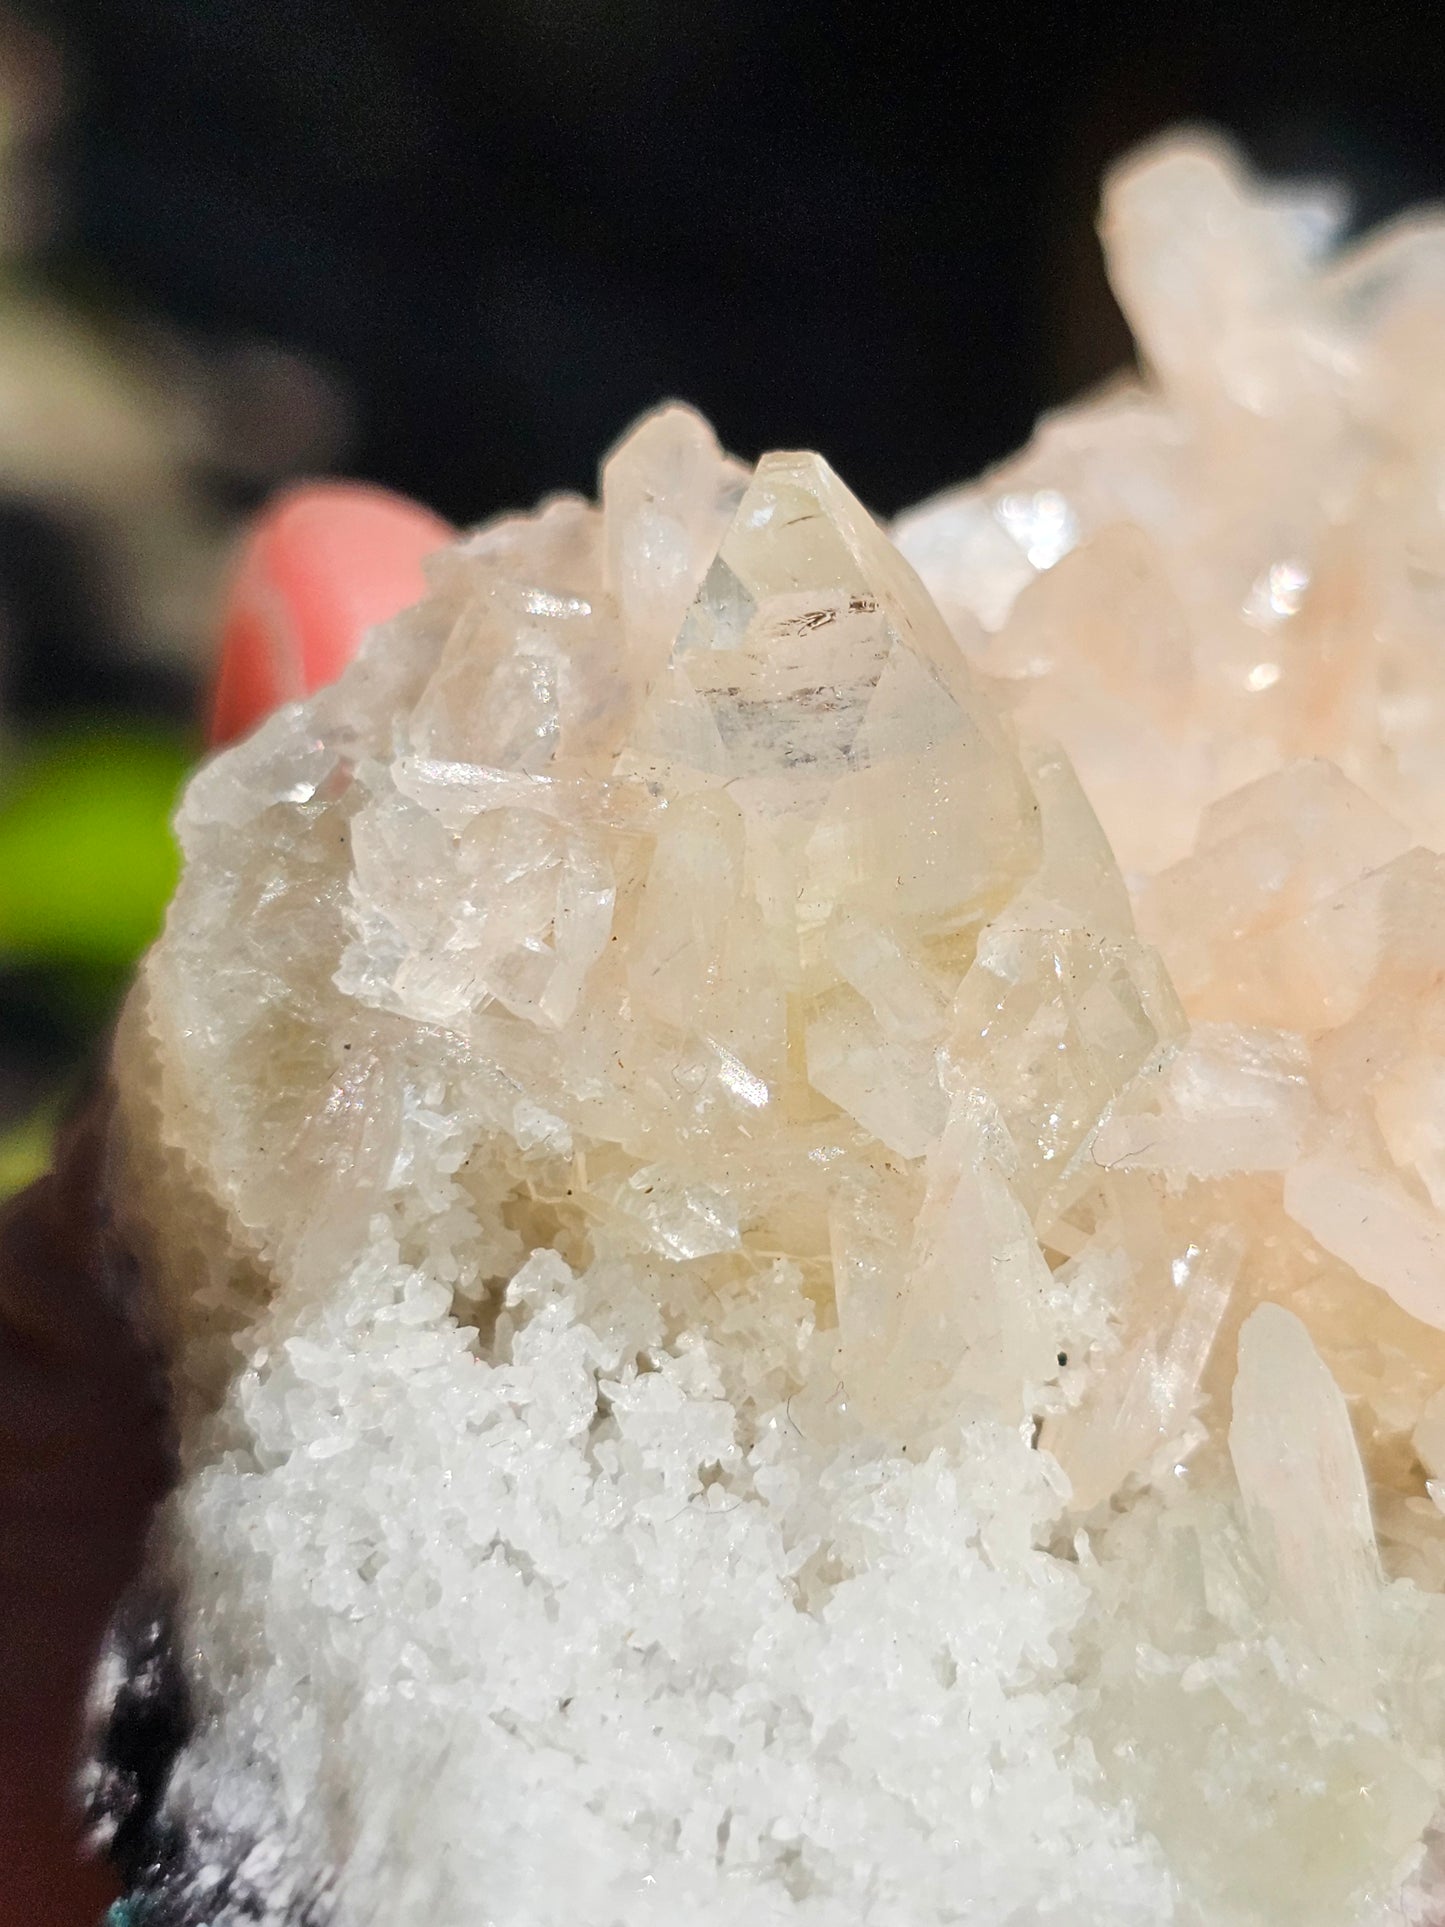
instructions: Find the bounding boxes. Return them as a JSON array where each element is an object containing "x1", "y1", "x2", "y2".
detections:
[
  {"x1": 34, "y1": 0, "x2": 1445, "y2": 538},
  {"x1": 2, "y1": 0, "x2": 1445, "y2": 1123}
]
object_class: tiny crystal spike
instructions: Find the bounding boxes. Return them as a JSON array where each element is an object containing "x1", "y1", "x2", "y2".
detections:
[{"x1": 602, "y1": 403, "x2": 749, "y2": 687}]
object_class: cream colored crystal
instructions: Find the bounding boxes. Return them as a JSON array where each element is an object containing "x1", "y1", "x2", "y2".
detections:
[
  {"x1": 110, "y1": 128, "x2": 1445, "y2": 1927},
  {"x1": 1230, "y1": 1303, "x2": 1382, "y2": 1657}
]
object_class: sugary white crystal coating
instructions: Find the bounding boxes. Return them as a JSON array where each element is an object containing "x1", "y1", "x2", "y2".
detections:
[{"x1": 113, "y1": 132, "x2": 1445, "y2": 1926}]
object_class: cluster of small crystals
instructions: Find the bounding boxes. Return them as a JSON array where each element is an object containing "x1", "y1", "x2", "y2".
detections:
[{"x1": 112, "y1": 133, "x2": 1445, "y2": 1927}]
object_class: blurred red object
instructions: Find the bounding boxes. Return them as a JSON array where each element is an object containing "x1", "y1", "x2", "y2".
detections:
[{"x1": 209, "y1": 481, "x2": 454, "y2": 746}]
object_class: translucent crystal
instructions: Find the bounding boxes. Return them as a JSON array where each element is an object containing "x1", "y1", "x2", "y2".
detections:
[
  {"x1": 1229, "y1": 1303, "x2": 1381, "y2": 1659},
  {"x1": 108, "y1": 134, "x2": 1445, "y2": 1927}
]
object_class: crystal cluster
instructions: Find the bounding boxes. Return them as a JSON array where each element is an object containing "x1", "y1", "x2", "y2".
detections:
[{"x1": 109, "y1": 133, "x2": 1445, "y2": 1927}]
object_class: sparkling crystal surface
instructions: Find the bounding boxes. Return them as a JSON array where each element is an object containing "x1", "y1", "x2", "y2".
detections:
[{"x1": 109, "y1": 141, "x2": 1445, "y2": 1927}]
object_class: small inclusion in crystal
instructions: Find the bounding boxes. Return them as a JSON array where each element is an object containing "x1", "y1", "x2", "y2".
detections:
[{"x1": 993, "y1": 489, "x2": 1079, "y2": 570}]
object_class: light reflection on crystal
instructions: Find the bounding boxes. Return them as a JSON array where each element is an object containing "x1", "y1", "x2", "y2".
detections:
[
  {"x1": 521, "y1": 588, "x2": 593, "y2": 619},
  {"x1": 1243, "y1": 557, "x2": 1310, "y2": 629},
  {"x1": 994, "y1": 487, "x2": 1079, "y2": 569},
  {"x1": 712, "y1": 1041, "x2": 770, "y2": 1110}
]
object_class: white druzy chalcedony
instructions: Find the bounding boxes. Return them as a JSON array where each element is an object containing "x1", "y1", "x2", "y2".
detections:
[{"x1": 112, "y1": 131, "x2": 1445, "y2": 1927}]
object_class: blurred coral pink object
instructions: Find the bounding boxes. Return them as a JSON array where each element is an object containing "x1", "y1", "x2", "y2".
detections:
[{"x1": 210, "y1": 483, "x2": 454, "y2": 746}]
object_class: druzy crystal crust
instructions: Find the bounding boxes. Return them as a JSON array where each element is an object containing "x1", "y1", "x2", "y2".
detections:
[{"x1": 109, "y1": 134, "x2": 1445, "y2": 1926}]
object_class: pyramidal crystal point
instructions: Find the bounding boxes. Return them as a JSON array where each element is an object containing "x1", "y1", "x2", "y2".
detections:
[{"x1": 107, "y1": 134, "x2": 1445, "y2": 1927}]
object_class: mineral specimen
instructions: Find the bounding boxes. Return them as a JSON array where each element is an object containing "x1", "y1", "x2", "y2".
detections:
[{"x1": 105, "y1": 131, "x2": 1445, "y2": 1925}]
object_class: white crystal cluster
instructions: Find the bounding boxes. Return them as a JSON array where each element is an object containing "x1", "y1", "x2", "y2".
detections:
[{"x1": 114, "y1": 134, "x2": 1445, "y2": 1926}]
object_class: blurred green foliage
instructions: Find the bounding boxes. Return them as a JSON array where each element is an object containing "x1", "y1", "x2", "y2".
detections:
[
  {"x1": 0, "y1": 727, "x2": 192, "y2": 962},
  {"x1": 0, "y1": 723, "x2": 195, "y2": 1196},
  {"x1": 0, "y1": 1099, "x2": 55, "y2": 1196}
]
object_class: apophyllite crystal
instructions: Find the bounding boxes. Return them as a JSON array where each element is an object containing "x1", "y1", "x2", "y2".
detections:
[{"x1": 102, "y1": 132, "x2": 1445, "y2": 1926}]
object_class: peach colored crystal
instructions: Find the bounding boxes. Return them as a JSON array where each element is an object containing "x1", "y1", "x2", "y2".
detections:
[{"x1": 111, "y1": 133, "x2": 1445, "y2": 1927}]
